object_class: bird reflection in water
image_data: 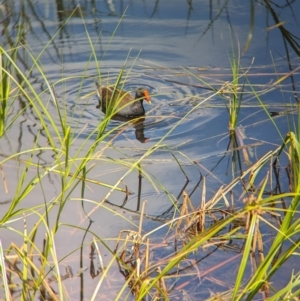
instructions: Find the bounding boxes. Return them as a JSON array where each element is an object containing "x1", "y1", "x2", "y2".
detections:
[{"x1": 108, "y1": 114, "x2": 149, "y2": 143}]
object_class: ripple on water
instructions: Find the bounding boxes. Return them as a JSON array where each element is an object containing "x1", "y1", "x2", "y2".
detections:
[{"x1": 45, "y1": 64, "x2": 222, "y2": 154}]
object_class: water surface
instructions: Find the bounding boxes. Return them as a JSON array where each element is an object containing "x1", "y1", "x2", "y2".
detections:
[{"x1": 1, "y1": 0, "x2": 299, "y2": 299}]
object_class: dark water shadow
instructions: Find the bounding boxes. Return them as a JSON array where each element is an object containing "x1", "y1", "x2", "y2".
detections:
[{"x1": 109, "y1": 114, "x2": 149, "y2": 144}]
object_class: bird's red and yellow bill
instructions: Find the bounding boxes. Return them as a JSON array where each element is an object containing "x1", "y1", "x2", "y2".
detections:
[{"x1": 144, "y1": 90, "x2": 151, "y2": 103}]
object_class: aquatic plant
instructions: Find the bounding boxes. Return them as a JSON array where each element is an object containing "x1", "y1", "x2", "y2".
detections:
[{"x1": 0, "y1": 49, "x2": 11, "y2": 137}]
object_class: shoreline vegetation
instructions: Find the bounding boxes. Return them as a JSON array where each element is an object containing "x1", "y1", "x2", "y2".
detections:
[{"x1": 1, "y1": 2, "x2": 300, "y2": 300}]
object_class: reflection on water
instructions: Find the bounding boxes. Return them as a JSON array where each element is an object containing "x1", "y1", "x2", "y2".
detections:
[
  {"x1": 1, "y1": 0, "x2": 300, "y2": 300},
  {"x1": 105, "y1": 114, "x2": 150, "y2": 143}
]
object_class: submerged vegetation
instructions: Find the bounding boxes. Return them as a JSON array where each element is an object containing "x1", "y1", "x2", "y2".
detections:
[{"x1": 1, "y1": 1, "x2": 300, "y2": 301}]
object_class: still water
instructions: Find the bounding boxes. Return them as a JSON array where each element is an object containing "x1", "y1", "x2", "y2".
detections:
[{"x1": 0, "y1": 0, "x2": 299, "y2": 300}]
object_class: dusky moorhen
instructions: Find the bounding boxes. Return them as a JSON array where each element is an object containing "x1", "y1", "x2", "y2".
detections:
[{"x1": 95, "y1": 83, "x2": 151, "y2": 117}]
